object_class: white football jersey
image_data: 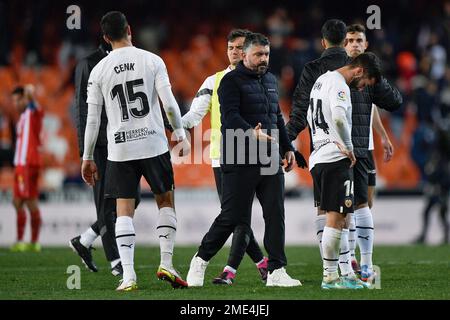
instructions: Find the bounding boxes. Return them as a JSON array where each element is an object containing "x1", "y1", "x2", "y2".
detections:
[
  {"x1": 307, "y1": 71, "x2": 352, "y2": 170},
  {"x1": 87, "y1": 46, "x2": 171, "y2": 161}
]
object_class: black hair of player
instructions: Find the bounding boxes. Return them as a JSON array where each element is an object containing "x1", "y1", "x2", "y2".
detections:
[
  {"x1": 349, "y1": 52, "x2": 382, "y2": 83},
  {"x1": 101, "y1": 11, "x2": 129, "y2": 41},
  {"x1": 346, "y1": 24, "x2": 366, "y2": 35},
  {"x1": 321, "y1": 19, "x2": 347, "y2": 46},
  {"x1": 227, "y1": 29, "x2": 252, "y2": 42}
]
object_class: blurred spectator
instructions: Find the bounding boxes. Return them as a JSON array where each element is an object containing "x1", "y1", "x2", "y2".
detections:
[
  {"x1": 0, "y1": 105, "x2": 15, "y2": 167},
  {"x1": 414, "y1": 115, "x2": 450, "y2": 244},
  {"x1": 428, "y1": 33, "x2": 447, "y2": 83},
  {"x1": 411, "y1": 122, "x2": 435, "y2": 183},
  {"x1": 266, "y1": 7, "x2": 294, "y2": 37}
]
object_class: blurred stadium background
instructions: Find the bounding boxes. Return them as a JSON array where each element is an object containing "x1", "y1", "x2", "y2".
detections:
[{"x1": 0, "y1": 0, "x2": 449, "y2": 246}]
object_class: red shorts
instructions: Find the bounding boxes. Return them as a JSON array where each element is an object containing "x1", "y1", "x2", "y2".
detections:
[{"x1": 13, "y1": 166, "x2": 40, "y2": 199}]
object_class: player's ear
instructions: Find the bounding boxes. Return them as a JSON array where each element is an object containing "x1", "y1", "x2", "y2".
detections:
[
  {"x1": 344, "y1": 38, "x2": 349, "y2": 47},
  {"x1": 242, "y1": 49, "x2": 247, "y2": 61},
  {"x1": 127, "y1": 25, "x2": 132, "y2": 42},
  {"x1": 103, "y1": 35, "x2": 111, "y2": 45},
  {"x1": 365, "y1": 41, "x2": 369, "y2": 50},
  {"x1": 321, "y1": 38, "x2": 326, "y2": 49},
  {"x1": 355, "y1": 66, "x2": 364, "y2": 77}
]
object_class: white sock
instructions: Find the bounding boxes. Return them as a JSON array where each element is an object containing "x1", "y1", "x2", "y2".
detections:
[
  {"x1": 224, "y1": 265, "x2": 237, "y2": 274},
  {"x1": 315, "y1": 215, "x2": 327, "y2": 259},
  {"x1": 80, "y1": 227, "x2": 98, "y2": 248},
  {"x1": 348, "y1": 212, "x2": 357, "y2": 261},
  {"x1": 322, "y1": 226, "x2": 341, "y2": 277},
  {"x1": 110, "y1": 258, "x2": 120, "y2": 269},
  {"x1": 157, "y1": 207, "x2": 177, "y2": 269},
  {"x1": 115, "y1": 216, "x2": 136, "y2": 282},
  {"x1": 355, "y1": 206, "x2": 374, "y2": 269},
  {"x1": 339, "y1": 229, "x2": 355, "y2": 277}
]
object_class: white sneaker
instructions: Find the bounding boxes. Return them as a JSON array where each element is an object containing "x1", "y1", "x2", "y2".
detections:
[
  {"x1": 186, "y1": 253, "x2": 209, "y2": 287},
  {"x1": 116, "y1": 278, "x2": 138, "y2": 291},
  {"x1": 266, "y1": 267, "x2": 302, "y2": 287}
]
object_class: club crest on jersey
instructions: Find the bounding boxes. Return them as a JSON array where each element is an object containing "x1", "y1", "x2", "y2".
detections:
[
  {"x1": 345, "y1": 199, "x2": 353, "y2": 208},
  {"x1": 337, "y1": 91, "x2": 347, "y2": 101}
]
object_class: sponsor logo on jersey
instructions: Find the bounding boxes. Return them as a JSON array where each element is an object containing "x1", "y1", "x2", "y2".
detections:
[
  {"x1": 312, "y1": 138, "x2": 331, "y2": 151},
  {"x1": 114, "y1": 127, "x2": 157, "y2": 144},
  {"x1": 114, "y1": 132, "x2": 126, "y2": 144}
]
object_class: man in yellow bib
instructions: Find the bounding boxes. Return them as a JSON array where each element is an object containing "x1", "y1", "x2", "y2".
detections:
[{"x1": 182, "y1": 29, "x2": 268, "y2": 285}]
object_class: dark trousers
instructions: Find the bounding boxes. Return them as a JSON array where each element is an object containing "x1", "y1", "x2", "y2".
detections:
[
  {"x1": 213, "y1": 167, "x2": 264, "y2": 269},
  {"x1": 89, "y1": 146, "x2": 120, "y2": 262},
  {"x1": 199, "y1": 165, "x2": 286, "y2": 272},
  {"x1": 418, "y1": 185, "x2": 449, "y2": 244}
]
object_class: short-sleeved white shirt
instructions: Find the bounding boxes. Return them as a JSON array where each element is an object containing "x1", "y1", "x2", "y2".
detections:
[
  {"x1": 307, "y1": 71, "x2": 353, "y2": 169},
  {"x1": 87, "y1": 46, "x2": 171, "y2": 161}
]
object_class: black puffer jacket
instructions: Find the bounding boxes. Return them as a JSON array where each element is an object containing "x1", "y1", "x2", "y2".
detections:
[
  {"x1": 74, "y1": 45, "x2": 109, "y2": 157},
  {"x1": 286, "y1": 47, "x2": 350, "y2": 141},
  {"x1": 351, "y1": 78, "x2": 403, "y2": 158},
  {"x1": 218, "y1": 61, "x2": 294, "y2": 166}
]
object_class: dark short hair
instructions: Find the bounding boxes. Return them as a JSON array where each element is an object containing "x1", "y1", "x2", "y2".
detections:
[
  {"x1": 347, "y1": 23, "x2": 366, "y2": 35},
  {"x1": 101, "y1": 11, "x2": 129, "y2": 41},
  {"x1": 243, "y1": 33, "x2": 270, "y2": 51},
  {"x1": 12, "y1": 86, "x2": 24, "y2": 96},
  {"x1": 321, "y1": 19, "x2": 347, "y2": 46},
  {"x1": 349, "y1": 52, "x2": 382, "y2": 83},
  {"x1": 227, "y1": 29, "x2": 252, "y2": 42}
]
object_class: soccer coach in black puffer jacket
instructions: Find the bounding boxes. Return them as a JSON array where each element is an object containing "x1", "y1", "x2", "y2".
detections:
[{"x1": 191, "y1": 33, "x2": 301, "y2": 287}]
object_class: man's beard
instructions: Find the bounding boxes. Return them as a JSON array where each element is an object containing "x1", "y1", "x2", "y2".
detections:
[{"x1": 256, "y1": 63, "x2": 268, "y2": 74}]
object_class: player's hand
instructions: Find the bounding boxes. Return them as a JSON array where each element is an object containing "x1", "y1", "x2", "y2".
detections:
[
  {"x1": 24, "y1": 84, "x2": 35, "y2": 103},
  {"x1": 81, "y1": 160, "x2": 98, "y2": 187},
  {"x1": 253, "y1": 123, "x2": 274, "y2": 142},
  {"x1": 176, "y1": 137, "x2": 191, "y2": 157},
  {"x1": 382, "y1": 137, "x2": 394, "y2": 162},
  {"x1": 334, "y1": 141, "x2": 356, "y2": 168},
  {"x1": 284, "y1": 151, "x2": 295, "y2": 172},
  {"x1": 294, "y1": 150, "x2": 308, "y2": 169}
]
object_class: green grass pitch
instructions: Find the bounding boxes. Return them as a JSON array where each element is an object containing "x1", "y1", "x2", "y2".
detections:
[{"x1": 0, "y1": 245, "x2": 449, "y2": 300}]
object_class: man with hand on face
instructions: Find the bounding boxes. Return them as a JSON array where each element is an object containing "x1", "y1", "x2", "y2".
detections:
[
  {"x1": 307, "y1": 52, "x2": 383, "y2": 289},
  {"x1": 343, "y1": 24, "x2": 402, "y2": 283}
]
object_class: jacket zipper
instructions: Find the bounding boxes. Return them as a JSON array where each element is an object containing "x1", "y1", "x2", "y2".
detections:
[{"x1": 258, "y1": 77, "x2": 270, "y2": 118}]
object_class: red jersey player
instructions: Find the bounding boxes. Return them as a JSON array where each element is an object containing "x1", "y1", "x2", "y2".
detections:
[{"x1": 10, "y1": 85, "x2": 44, "y2": 252}]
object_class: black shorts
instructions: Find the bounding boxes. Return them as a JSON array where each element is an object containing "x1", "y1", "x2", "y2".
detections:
[
  {"x1": 354, "y1": 152, "x2": 376, "y2": 206},
  {"x1": 311, "y1": 158, "x2": 354, "y2": 214},
  {"x1": 367, "y1": 150, "x2": 376, "y2": 187},
  {"x1": 105, "y1": 151, "x2": 174, "y2": 199}
]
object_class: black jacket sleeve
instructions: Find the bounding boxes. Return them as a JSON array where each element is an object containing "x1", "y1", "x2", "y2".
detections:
[
  {"x1": 74, "y1": 58, "x2": 90, "y2": 157},
  {"x1": 371, "y1": 77, "x2": 403, "y2": 112},
  {"x1": 218, "y1": 76, "x2": 253, "y2": 131},
  {"x1": 286, "y1": 63, "x2": 314, "y2": 141},
  {"x1": 277, "y1": 106, "x2": 294, "y2": 155}
]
